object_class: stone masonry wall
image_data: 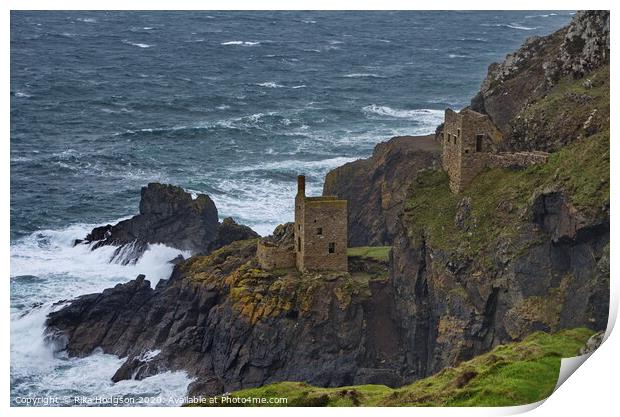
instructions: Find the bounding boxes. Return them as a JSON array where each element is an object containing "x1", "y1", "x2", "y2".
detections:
[
  {"x1": 297, "y1": 197, "x2": 348, "y2": 272},
  {"x1": 257, "y1": 241, "x2": 296, "y2": 270},
  {"x1": 487, "y1": 151, "x2": 549, "y2": 168}
]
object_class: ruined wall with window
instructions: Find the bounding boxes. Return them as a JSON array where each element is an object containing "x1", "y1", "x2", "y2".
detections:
[
  {"x1": 443, "y1": 109, "x2": 504, "y2": 193},
  {"x1": 295, "y1": 176, "x2": 348, "y2": 272}
]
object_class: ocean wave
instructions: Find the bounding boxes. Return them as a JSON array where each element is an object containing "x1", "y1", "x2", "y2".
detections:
[
  {"x1": 256, "y1": 82, "x2": 285, "y2": 88},
  {"x1": 247, "y1": 156, "x2": 358, "y2": 173},
  {"x1": 343, "y1": 73, "x2": 386, "y2": 78},
  {"x1": 10, "y1": 222, "x2": 188, "y2": 295},
  {"x1": 256, "y1": 82, "x2": 306, "y2": 89},
  {"x1": 221, "y1": 41, "x2": 260, "y2": 46},
  {"x1": 122, "y1": 40, "x2": 154, "y2": 48},
  {"x1": 525, "y1": 13, "x2": 558, "y2": 19},
  {"x1": 482, "y1": 23, "x2": 538, "y2": 30},
  {"x1": 9, "y1": 219, "x2": 194, "y2": 405},
  {"x1": 11, "y1": 303, "x2": 192, "y2": 406},
  {"x1": 13, "y1": 91, "x2": 32, "y2": 98},
  {"x1": 448, "y1": 54, "x2": 469, "y2": 58},
  {"x1": 76, "y1": 17, "x2": 97, "y2": 23},
  {"x1": 362, "y1": 105, "x2": 444, "y2": 122},
  {"x1": 301, "y1": 19, "x2": 316, "y2": 24}
]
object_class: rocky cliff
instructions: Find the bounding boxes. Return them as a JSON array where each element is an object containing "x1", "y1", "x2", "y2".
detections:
[
  {"x1": 470, "y1": 10, "x2": 609, "y2": 152},
  {"x1": 323, "y1": 135, "x2": 440, "y2": 246},
  {"x1": 75, "y1": 183, "x2": 259, "y2": 263}
]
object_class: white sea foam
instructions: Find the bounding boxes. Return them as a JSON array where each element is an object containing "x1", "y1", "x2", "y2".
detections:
[
  {"x1": 362, "y1": 105, "x2": 444, "y2": 123},
  {"x1": 245, "y1": 156, "x2": 358, "y2": 173},
  {"x1": 77, "y1": 17, "x2": 97, "y2": 23},
  {"x1": 123, "y1": 40, "x2": 154, "y2": 48},
  {"x1": 221, "y1": 41, "x2": 260, "y2": 46},
  {"x1": 10, "y1": 221, "x2": 189, "y2": 306},
  {"x1": 343, "y1": 73, "x2": 386, "y2": 78},
  {"x1": 256, "y1": 82, "x2": 285, "y2": 88},
  {"x1": 525, "y1": 13, "x2": 558, "y2": 18},
  {"x1": 482, "y1": 22, "x2": 538, "y2": 30},
  {"x1": 11, "y1": 303, "x2": 192, "y2": 407},
  {"x1": 14, "y1": 91, "x2": 32, "y2": 98},
  {"x1": 10, "y1": 221, "x2": 193, "y2": 405},
  {"x1": 448, "y1": 54, "x2": 469, "y2": 58}
]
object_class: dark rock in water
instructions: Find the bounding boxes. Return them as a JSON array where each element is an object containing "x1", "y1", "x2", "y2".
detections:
[
  {"x1": 76, "y1": 183, "x2": 258, "y2": 264},
  {"x1": 168, "y1": 254, "x2": 186, "y2": 265},
  {"x1": 323, "y1": 135, "x2": 440, "y2": 246}
]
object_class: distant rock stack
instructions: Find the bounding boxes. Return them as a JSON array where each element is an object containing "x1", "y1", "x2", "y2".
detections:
[{"x1": 75, "y1": 183, "x2": 258, "y2": 264}]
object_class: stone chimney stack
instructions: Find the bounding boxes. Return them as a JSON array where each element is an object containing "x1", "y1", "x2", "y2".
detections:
[{"x1": 297, "y1": 175, "x2": 306, "y2": 197}]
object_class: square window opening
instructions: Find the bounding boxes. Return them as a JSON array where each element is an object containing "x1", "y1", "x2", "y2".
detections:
[{"x1": 328, "y1": 242, "x2": 335, "y2": 254}]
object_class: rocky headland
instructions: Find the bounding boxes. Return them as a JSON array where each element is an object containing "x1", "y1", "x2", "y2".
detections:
[{"x1": 44, "y1": 11, "x2": 609, "y2": 406}]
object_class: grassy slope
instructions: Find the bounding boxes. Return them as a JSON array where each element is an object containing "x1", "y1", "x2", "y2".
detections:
[
  {"x1": 347, "y1": 246, "x2": 392, "y2": 262},
  {"x1": 193, "y1": 328, "x2": 593, "y2": 407}
]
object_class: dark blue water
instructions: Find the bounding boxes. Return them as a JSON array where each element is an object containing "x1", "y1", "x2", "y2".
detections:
[
  {"x1": 11, "y1": 11, "x2": 573, "y2": 238},
  {"x1": 10, "y1": 11, "x2": 573, "y2": 405}
]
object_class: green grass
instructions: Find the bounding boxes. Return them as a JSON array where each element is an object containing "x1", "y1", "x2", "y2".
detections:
[
  {"x1": 347, "y1": 246, "x2": 392, "y2": 262},
  {"x1": 189, "y1": 328, "x2": 594, "y2": 407}
]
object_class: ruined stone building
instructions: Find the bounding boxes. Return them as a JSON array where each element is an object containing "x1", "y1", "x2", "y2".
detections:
[
  {"x1": 257, "y1": 175, "x2": 348, "y2": 273},
  {"x1": 442, "y1": 108, "x2": 549, "y2": 193}
]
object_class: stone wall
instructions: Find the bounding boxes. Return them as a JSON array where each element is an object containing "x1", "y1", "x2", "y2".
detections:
[
  {"x1": 487, "y1": 151, "x2": 549, "y2": 169},
  {"x1": 442, "y1": 109, "x2": 505, "y2": 193},
  {"x1": 298, "y1": 198, "x2": 348, "y2": 272},
  {"x1": 257, "y1": 241, "x2": 296, "y2": 270},
  {"x1": 442, "y1": 108, "x2": 537, "y2": 193}
]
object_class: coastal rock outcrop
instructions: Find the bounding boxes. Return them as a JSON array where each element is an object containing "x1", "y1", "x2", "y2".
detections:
[
  {"x1": 323, "y1": 135, "x2": 440, "y2": 246},
  {"x1": 46, "y1": 237, "x2": 403, "y2": 395},
  {"x1": 471, "y1": 10, "x2": 609, "y2": 152},
  {"x1": 75, "y1": 183, "x2": 259, "y2": 263}
]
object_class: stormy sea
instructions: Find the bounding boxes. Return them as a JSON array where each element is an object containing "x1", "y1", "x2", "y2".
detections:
[{"x1": 10, "y1": 11, "x2": 572, "y2": 406}]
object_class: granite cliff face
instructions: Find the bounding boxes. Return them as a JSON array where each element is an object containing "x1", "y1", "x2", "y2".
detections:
[
  {"x1": 323, "y1": 135, "x2": 440, "y2": 246},
  {"x1": 75, "y1": 183, "x2": 258, "y2": 263}
]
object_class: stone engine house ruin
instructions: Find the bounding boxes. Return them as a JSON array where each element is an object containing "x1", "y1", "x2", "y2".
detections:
[
  {"x1": 257, "y1": 175, "x2": 348, "y2": 273},
  {"x1": 442, "y1": 108, "x2": 549, "y2": 193}
]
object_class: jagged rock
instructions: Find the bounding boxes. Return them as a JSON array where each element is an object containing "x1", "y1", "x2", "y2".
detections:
[
  {"x1": 471, "y1": 11, "x2": 609, "y2": 152},
  {"x1": 75, "y1": 183, "x2": 258, "y2": 264},
  {"x1": 323, "y1": 135, "x2": 440, "y2": 246}
]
